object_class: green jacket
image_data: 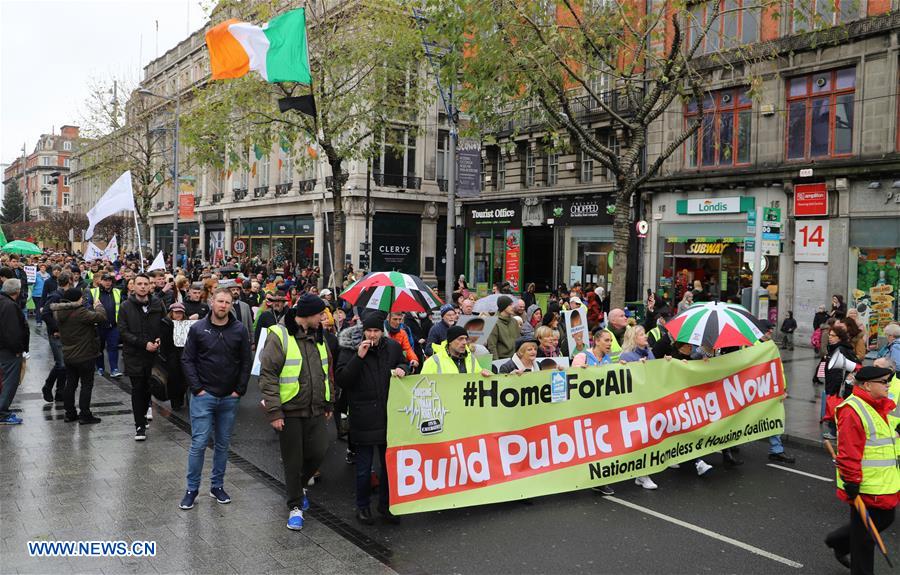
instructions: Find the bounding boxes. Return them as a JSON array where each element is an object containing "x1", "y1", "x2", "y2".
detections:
[{"x1": 487, "y1": 313, "x2": 521, "y2": 360}]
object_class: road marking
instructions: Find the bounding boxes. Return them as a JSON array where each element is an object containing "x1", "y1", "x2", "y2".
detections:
[
  {"x1": 766, "y1": 463, "x2": 833, "y2": 482},
  {"x1": 605, "y1": 496, "x2": 804, "y2": 569}
]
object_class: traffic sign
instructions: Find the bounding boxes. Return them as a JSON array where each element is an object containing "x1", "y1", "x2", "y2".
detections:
[{"x1": 232, "y1": 238, "x2": 246, "y2": 254}]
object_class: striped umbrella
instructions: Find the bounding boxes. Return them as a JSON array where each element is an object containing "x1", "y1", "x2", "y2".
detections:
[
  {"x1": 664, "y1": 301, "x2": 763, "y2": 349},
  {"x1": 339, "y1": 271, "x2": 443, "y2": 313}
]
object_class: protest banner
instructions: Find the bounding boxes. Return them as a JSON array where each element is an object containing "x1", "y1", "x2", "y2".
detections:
[
  {"x1": 386, "y1": 341, "x2": 785, "y2": 515},
  {"x1": 23, "y1": 265, "x2": 36, "y2": 284},
  {"x1": 562, "y1": 308, "x2": 588, "y2": 357}
]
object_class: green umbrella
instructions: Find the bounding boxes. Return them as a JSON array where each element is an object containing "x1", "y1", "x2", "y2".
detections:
[{"x1": 1, "y1": 240, "x2": 42, "y2": 255}]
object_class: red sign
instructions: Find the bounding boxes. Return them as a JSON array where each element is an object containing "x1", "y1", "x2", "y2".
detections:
[
  {"x1": 503, "y1": 229, "x2": 521, "y2": 292},
  {"x1": 794, "y1": 183, "x2": 828, "y2": 216},
  {"x1": 232, "y1": 238, "x2": 247, "y2": 255},
  {"x1": 178, "y1": 193, "x2": 195, "y2": 219}
]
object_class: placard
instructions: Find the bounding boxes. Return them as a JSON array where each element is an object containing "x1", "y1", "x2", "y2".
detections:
[
  {"x1": 504, "y1": 229, "x2": 522, "y2": 292},
  {"x1": 172, "y1": 320, "x2": 199, "y2": 348},
  {"x1": 562, "y1": 308, "x2": 588, "y2": 358},
  {"x1": 23, "y1": 265, "x2": 36, "y2": 284},
  {"x1": 458, "y1": 315, "x2": 499, "y2": 346}
]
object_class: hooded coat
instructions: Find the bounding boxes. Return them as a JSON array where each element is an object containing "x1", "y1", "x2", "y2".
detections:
[{"x1": 51, "y1": 300, "x2": 106, "y2": 363}]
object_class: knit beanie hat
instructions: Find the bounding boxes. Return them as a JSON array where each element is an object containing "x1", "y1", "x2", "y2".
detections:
[
  {"x1": 440, "y1": 303, "x2": 455, "y2": 317},
  {"x1": 446, "y1": 325, "x2": 468, "y2": 343},
  {"x1": 362, "y1": 312, "x2": 386, "y2": 331},
  {"x1": 496, "y1": 295, "x2": 513, "y2": 313},
  {"x1": 294, "y1": 293, "x2": 326, "y2": 317},
  {"x1": 63, "y1": 287, "x2": 82, "y2": 302}
]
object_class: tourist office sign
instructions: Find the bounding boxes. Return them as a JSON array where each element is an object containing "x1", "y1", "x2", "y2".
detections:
[{"x1": 465, "y1": 201, "x2": 521, "y2": 228}]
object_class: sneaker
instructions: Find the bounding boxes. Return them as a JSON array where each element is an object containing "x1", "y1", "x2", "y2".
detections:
[
  {"x1": 145, "y1": 406, "x2": 153, "y2": 422},
  {"x1": 134, "y1": 425, "x2": 147, "y2": 441},
  {"x1": 63, "y1": 413, "x2": 79, "y2": 423},
  {"x1": 768, "y1": 452, "x2": 796, "y2": 464},
  {"x1": 635, "y1": 476, "x2": 658, "y2": 490},
  {"x1": 179, "y1": 490, "x2": 199, "y2": 510},
  {"x1": 345, "y1": 450, "x2": 355, "y2": 465},
  {"x1": 0, "y1": 414, "x2": 23, "y2": 425},
  {"x1": 591, "y1": 485, "x2": 615, "y2": 496},
  {"x1": 110, "y1": 370, "x2": 122, "y2": 378},
  {"x1": 695, "y1": 460, "x2": 713, "y2": 476},
  {"x1": 301, "y1": 488, "x2": 309, "y2": 511},
  {"x1": 287, "y1": 507, "x2": 304, "y2": 530},
  {"x1": 822, "y1": 432, "x2": 837, "y2": 440},
  {"x1": 97, "y1": 368, "x2": 104, "y2": 377},
  {"x1": 668, "y1": 463, "x2": 681, "y2": 469},
  {"x1": 209, "y1": 487, "x2": 231, "y2": 504},
  {"x1": 79, "y1": 415, "x2": 102, "y2": 425}
]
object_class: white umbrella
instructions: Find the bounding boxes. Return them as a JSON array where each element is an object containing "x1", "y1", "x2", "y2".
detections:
[{"x1": 472, "y1": 293, "x2": 504, "y2": 313}]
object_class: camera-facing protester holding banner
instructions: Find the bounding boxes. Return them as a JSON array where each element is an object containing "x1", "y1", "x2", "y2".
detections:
[
  {"x1": 422, "y1": 326, "x2": 490, "y2": 376},
  {"x1": 335, "y1": 312, "x2": 408, "y2": 526}
]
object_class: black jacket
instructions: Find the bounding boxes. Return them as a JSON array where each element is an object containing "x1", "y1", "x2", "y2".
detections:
[
  {"x1": 117, "y1": 294, "x2": 166, "y2": 376},
  {"x1": 335, "y1": 330, "x2": 407, "y2": 445},
  {"x1": 824, "y1": 342, "x2": 858, "y2": 397},
  {"x1": 0, "y1": 292, "x2": 29, "y2": 358},
  {"x1": 254, "y1": 308, "x2": 287, "y2": 346},
  {"x1": 182, "y1": 298, "x2": 209, "y2": 320},
  {"x1": 181, "y1": 314, "x2": 251, "y2": 397},
  {"x1": 41, "y1": 288, "x2": 66, "y2": 334}
]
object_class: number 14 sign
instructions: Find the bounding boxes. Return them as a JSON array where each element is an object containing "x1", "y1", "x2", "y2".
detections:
[{"x1": 794, "y1": 220, "x2": 829, "y2": 262}]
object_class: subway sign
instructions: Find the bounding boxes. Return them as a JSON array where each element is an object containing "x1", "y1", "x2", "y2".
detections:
[{"x1": 686, "y1": 242, "x2": 729, "y2": 255}]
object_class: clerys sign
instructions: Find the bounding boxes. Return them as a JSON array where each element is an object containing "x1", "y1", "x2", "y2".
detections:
[
  {"x1": 676, "y1": 196, "x2": 753, "y2": 215},
  {"x1": 466, "y1": 202, "x2": 521, "y2": 228},
  {"x1": 551, "y1": 198, "x2": 614, "y2": 225}
]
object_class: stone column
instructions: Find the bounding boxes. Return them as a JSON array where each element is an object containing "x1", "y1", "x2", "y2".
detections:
[
  {"x1": 223, "y1": 209, "x2": 233, "y2": 259},
  {"x1": 420, "y1": 201, "x2": 439, "y2": 285},
  {"x1": 198, "y1": 219, "x2": 207, "y2": 261},
  {"x1": 149, "y1": 223, "x2": 156, "y2": 256}
]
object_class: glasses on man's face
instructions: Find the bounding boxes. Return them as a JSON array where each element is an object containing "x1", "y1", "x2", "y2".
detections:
[{"x1": 871, "y1": 378, "x2": 892, "y2": 385}]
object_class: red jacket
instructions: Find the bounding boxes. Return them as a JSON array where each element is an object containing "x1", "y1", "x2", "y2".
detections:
[{"x1": 835, "y1": 387, "x2": 899, "y2": 509}]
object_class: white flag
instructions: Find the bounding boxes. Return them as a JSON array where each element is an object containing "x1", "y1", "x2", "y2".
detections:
[
  {"x1": 104, "y1": 234, "x2": 119, "y2": 261},
  {"x1": 147, "y1": 251, "x2": 166, "y2": 271},
  {"x1": 84, "y1": 242, "x2": 106, "y2": 261},
  {"x1": 85, "y1": 171, "x2": 135, "y2": 240}
]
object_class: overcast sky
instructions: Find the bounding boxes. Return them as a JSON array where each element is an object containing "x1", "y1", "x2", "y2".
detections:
[{"x1": 1, "y1": 0, "x2": 208, "y2": 164}]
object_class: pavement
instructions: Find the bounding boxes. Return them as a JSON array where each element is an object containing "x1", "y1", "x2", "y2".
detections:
[{"x1": 2, "y1": 327, "x2": 896, "y2": 575}]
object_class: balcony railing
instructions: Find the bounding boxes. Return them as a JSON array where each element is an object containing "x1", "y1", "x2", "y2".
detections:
[
  {"x1": 253, "y1": 185, "x2": 269, "y2": 198},
  {"x1": 373, "y1": 173, "x2": 422, "y2": 190},
  {"x1": 297, "y1": 178, "x2": 317, "y2": 192},
  {"x1": 212, "y1": 193, "x2": 224, "y2": 204},
  {"x1": 437, "y1": 178, "x2": 448, "y2": 192},
  {"x1": 495, "y1": 88, "x2": 640, "y2": 136},
  {"x1": 155, "y1": 201, "x2": 163, "y2": 210},
  {"x1": 275, "y1": 183, "x2": 291, "y2": 196},
  {"x1": 165, "y1": 201, "x2": 174, "y2": 210},
  {"x1": 233, "y1": 187, "x2": 248, "y2": 201}
]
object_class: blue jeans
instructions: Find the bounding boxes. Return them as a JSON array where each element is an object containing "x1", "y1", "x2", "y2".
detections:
[
  {"x1": 355, "y1": 444, "x2": 388, "y2": 510},
  {"x1": 96, "y1": 326, "x2": 120, "y2": 372},
  {"x1": 768, "y1": 435, "x2": 784, "y2": 455},
  {"x1": 186, "y1": 393, "x2": 240, "y2": 491},
  {"x1": 32, "y1": 297, "x2": 42, "y2": 324},
  {"x1": 0, "y1": 356, "x2": 24, "y2": 417}
]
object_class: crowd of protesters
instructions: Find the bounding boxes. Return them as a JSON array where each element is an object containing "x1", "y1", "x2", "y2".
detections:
[{"x1": 0, "y1": 248, "x2": 896, "y2": 567}]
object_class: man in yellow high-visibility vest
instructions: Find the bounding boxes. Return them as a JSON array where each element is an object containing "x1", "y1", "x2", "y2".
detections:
[
  {"x1": 87, "y1": 273, "x2": 123, "y2": 378},
  {"x1": 258, "y1": 293, "x2": 334, "y2": 531},
  {"x1": 825, "y1": 365, "x2": 899, "y2": 574}
]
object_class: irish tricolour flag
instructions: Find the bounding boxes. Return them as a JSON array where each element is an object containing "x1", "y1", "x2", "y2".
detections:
[{"x1": 206, "y1": 8, "x2": 311, "y2": 84}]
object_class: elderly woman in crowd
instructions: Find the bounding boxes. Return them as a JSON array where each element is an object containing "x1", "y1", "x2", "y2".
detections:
[{"x1": 499, "y1": 337, "x2": 540, "y2": 374}]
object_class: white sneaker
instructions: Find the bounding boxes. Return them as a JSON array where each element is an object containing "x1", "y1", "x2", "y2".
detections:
[
  {"x1": 695, "y1": 460, "x2": 713, "y2": 476},
  {"x1": 668, "y1": 463, "x2": 681, "y2": 469},
  {"x1": 635, "y1": 476, "x2": 658, "y2": 490},
  {"x1": 146, "y1": 406, "x2": 153, "y2": 422}
]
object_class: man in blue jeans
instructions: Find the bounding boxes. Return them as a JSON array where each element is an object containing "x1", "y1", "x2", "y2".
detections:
[
  {"x1": 0, "y1": 278, "x2": 29, "y2": 425},
  {"x1": 178, "y1": 287, "x2": 251, "y2": 509}
]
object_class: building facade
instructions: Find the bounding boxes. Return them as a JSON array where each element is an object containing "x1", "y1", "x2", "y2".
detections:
[{"x1": 3, "y1": 126, "x2": 79, "y2": 220}]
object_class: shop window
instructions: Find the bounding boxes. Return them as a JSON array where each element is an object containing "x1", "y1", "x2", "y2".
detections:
[
  {"x1": 686, "y1": 0, "x2": 759, "y2": 54},
  {"x1": 546, "y1": 152, "x2": 559, "y2": 186},
  {"x1": 685, "y1": 87, "x2": 752, "y2": 168},
  {"x1": 579, "y1": 150, "x2": 593, "y2": 183},
  {"x1": 524, "y1": 147, "x2": 535, "y2": 188},
  {"x1": 854, "y1": 248, "x2": 900, "y2": 334},
  {"x1": 791, "y1": 0, "x2": 857, "y2": 32},
  {"x1": 786, "y1": 67, "x2": 855, "y2": 161}
]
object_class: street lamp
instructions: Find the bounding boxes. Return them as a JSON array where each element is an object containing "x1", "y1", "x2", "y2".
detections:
[{"x1": 138, "y1": 87, "x2": 180, "y2": 266}]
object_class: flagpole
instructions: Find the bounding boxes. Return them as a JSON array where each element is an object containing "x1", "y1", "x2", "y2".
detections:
[{"x1": 132, "y1": 210, "x2": 145, "y2": 272}]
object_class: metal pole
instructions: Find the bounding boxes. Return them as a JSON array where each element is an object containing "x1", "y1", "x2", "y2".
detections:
[
  {"x1": 172, "y1": 96, "x2": 180, "y2": 271},
  {"x1": 21, "y1": 143, "x2": 27, "y2": 222},
  {"x1": 751, "y1": 206, "x2": 763, "y2": 318},
  {"x1": 446, "y1": 118, "x2": 457, "y2": 299},
  {"x1": 365, "y1": 158, "x2": 371, "y2": 270}
]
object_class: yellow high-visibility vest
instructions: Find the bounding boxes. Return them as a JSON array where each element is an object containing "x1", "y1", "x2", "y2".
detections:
[
  {"x1": 835, "y1": 395, "x2": 900, "y2": 495},
  {"x1": 268, "y1": 325, "x2": 330, "y2": 404}
]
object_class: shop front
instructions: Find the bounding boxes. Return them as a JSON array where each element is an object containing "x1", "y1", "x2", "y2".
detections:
[
  {"x1": 464, "y1": 200, "x2": 521, "y2": 296},
  {"x1": 154, "y1": 223, "x2": 200, "y2": 259},
  {"x1": 232, "y1": 216, "x2": 314, "y2": 268},
  {"x1": 372, "y1": 213, "x2": 421, "y2": 275},
  {"x1": 552, "y1": 197, "x2": 615, "y2": 292},
  {"x1": 849, "y1": 217, "x2": 900, "y2": 338}
]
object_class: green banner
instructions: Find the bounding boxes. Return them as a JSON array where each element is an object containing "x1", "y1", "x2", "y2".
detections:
[{"x1": 386, "y1": 342, "x2": 786, "y2": 514}]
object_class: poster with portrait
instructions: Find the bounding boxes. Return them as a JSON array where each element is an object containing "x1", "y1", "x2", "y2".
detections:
[
  {"x1": 562, "y1": 308, "x2": 588, "y2": 358},
  {"x1": 457, "y1": 314, "x2": 499, "y2": 346}
]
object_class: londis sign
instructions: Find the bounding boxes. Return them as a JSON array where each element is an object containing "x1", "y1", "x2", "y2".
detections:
[
  {"x1": 676, "y1": 196, "x2": 753, "y2": 215},
  {"x1": 686, "y1": 241, "x2": 729, "y2": 255}
]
